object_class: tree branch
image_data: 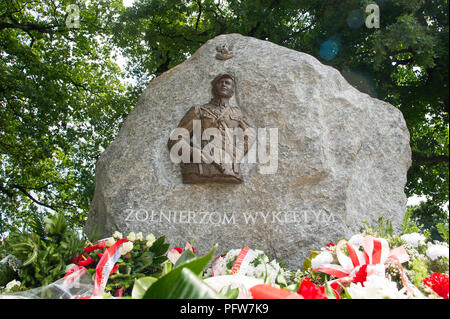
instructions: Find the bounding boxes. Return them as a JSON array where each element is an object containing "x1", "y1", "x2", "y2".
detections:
[
  {"x1": 392, "y1": 57, "x2": 415, "y2": 65},
  {"x1": 195, "y1": 0, "x2": 203, "y2": 31},
  {"x1": 0, "y1": 21, "x2": 69, "y2": 37},
  {"x1": 9, "y1": 184, "x2": 57, "y2": 211},
  {"x1": 412, "y1": 151, "x2": 449, "y2": 166},
  {"x1": 0, "y1": 14, "x2": 65, "y2": 34},
  {"x1": 279, "y1": 1, "x2": 334, "y2": 43},
  {"x1": 247, "y1": 0, "x2": 280, "y2": 36}
]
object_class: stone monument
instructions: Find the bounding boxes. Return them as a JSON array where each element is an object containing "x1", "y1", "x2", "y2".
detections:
[{"x1": 86, "y1": 33, "x2": 411, "y2": 267}]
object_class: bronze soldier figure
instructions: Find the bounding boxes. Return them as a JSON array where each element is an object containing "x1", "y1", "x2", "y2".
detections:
[{"x1": 168, "y1": 73, "x2": 255, "y2": 184}]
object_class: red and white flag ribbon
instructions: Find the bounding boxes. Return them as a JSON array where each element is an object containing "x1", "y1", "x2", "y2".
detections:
[
  {"x1": 93, "y1": 238, "x2": 128, "y2": 296},
  {"x1": 63, "y1": 265, "x2": 87, "y2": 287},
  {"x1": 231, "y1": 246, "x2": 258, "y2": 275},
  {"x1": 313, "y1": 235, "x2": 414, "y2": 294}
]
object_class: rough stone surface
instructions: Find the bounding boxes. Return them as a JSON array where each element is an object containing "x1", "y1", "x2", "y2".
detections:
[{"x1": 86, "y1": 33, "x2": 411, "y2": 268}]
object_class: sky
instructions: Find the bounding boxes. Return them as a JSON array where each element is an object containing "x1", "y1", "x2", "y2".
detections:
[{"x1": 123, "y1": 0, "x2": 136, "y2": 7}]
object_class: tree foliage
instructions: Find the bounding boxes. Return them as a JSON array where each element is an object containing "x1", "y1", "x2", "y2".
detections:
[
  {"x1": 0, "y1": 212, "x2": 86, "y2": 288},
  {"x1": 406, "y1": 201, "x2": 449, "y2": 240},
  {"x1": 0, "y1": 0, "x2": 137, "y2": 234}
]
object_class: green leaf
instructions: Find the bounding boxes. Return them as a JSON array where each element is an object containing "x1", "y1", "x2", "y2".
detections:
[
  {"x1": 143, "y1": 244, "x2": 217, "y2": 299},
  {"x1": 162, "y1": 261, "x2": 172, "y2": 276},
  {"x1": 219, "y1": 285, "x2": 239, "y2": 299},
  {"x1": 342, "y1": 286, "x2": 353, "y2": 299},
  {"x1": 23, "y1": 248, "x2": 38, "y2": 266},
  {"x1": 437, "y1": 223, "x2": 449, "y2": 242},
  {"x1": 324, "y1": 281, "x2": 336, "y2": 299},
  {"x1": 165, "y1": 268, "x2": 221, "y2": 299},
  {"x1": 153, "y1": 256, "x2": 168, "y2": 265},
  {"x1": 131, "y1": 276, "x2": 158, "y2": 299},
  {"x1": 276, "y1": 273, "x2": 287, "y2": 287},
  {"x1": 148, "y1": 236, "x2": 170, "y2": 256},
  {"x1": 174, "y1": 249, "x2": 196, "y2": 268},
  {"x1": 303, "y1": 250, "x2": 320, "y2": 270}
]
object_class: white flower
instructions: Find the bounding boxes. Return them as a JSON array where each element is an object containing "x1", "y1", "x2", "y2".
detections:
[
  {"x1": 211, "y1": 249, "x2": 246, "y2": 276},
  {"x1": 127, "y1": 232, "x2": 136, "y2": 242},
  {"x1": 105, "y1": 237, "x2": 116, "y2": 247},
  {"x1": 224, "y1": 249, "x2": 241, "y2": 266},
  {"x1": 400, "y1": 233, "x2": 426, "y2": 248},
  {"x1": 5, "y1": 280, "x2": 21, "y2": 291},
  {"x1": 426, "y1": 243, "x2": 449, "y2": 260},
  {"x1": 348, "y1": 234, "x2": 365, "y2": 247},
  {"x1": 145, "y1": 234, "x2": 156, "y2": 247},
  {"x1": 113, "y1": 231, "x2": 123, "y2": 239},
  {"x1": 206, "y1": 249, "x2": 288, "y2": 285},
  {"x1": 347, "y1": 275, "x2": 407, "y2": 299},
  {"x1": 211, "y1": 256, "x2": 228, "y2": 276},
  {"x1": 311, "y1": 251, "x2": 334, "y2": 269},
  {"x1": 136, "y1": 232, "x2": 143, "y2": 241},
  {"x1": 258, "y1": 260, "x2": 281, "y2": 284},
  {"x1": 119, "y1": 241, "x2": 134, "y2": 255}
]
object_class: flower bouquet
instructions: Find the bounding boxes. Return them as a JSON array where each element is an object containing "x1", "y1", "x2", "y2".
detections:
[
  {"x1": 65, "y1": 231, "x2": 169, "y2": 297},
  {"x1": 199, "y1": 222, "x2": 448, "y2": 299},
  {"x1": 1, "y1": 217, "x2": 448, "y2": 300}
]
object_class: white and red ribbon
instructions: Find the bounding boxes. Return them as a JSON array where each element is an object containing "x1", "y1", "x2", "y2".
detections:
[
  {"x1": 93, "y1": 238, "x2": 128, "y2": 296},
  {"x1": 63, "y1": 265, "x2": 87, "y2": 287},
  {"x1": 313, "y1": 235, "x2": 414, "y2": 294},
  {"x1": 231, "y1": 246, "x2": 258, "y2": 275}
]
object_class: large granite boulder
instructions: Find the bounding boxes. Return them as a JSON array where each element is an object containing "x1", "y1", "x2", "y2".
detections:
[{"x1": 86, "y1": 33, "x2": 411, "y2": 267}]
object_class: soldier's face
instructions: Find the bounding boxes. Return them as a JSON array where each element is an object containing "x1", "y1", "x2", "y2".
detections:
[{"x1": 214, "y1": 78, "x2": 234, "y2": 97}]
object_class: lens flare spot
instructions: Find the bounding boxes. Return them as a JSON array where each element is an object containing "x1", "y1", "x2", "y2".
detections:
[
  {"x1": 347, "y1": 9, "x2": 365, "y2": 29},
  {"x1": 319, "y1": 40, "x2": 339, "y2": 61}
]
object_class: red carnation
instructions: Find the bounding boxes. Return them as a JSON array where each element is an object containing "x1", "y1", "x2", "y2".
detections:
[
  {"x1": 71, "y1": 254, "x2": 84, "y2": 264},
  {"x1": 297, "y1": 277, "x2": 327, "y2": 299},
  {"x1": 76, "y1": 256, "x2": 95, "y2": 267},
  {"x1": 84, "y1": 242, "x2": 106, "y2": 254},
  {"x1": 330, "y1": 281, "x2": 340, "y2": 290},
  {"x1": 329, "y1": 281, "x2": 341, "y2": 299},
  {"x1": 352, "y1": 264, "x2": 368, "y2": 286},
  {"x1": 114, "y1": 287, "x2": 124, "y2": 297},
  {"x1": 423, "y1": 273, "x2": 449, "y2": 299}
]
